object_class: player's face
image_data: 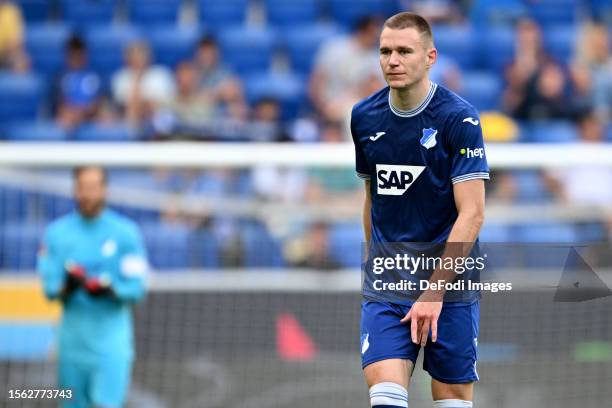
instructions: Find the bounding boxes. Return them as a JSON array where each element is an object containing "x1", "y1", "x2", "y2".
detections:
[
  {"x1": 379, "y1": 27, "x2": 436, "y2": 89},
  {"x1": 75, "y1": 168, "x2": 107, "y2": 218}
]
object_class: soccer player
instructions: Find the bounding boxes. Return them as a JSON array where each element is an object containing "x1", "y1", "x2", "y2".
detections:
[
  {"x1": 352, "y1": 13, "x2": 489, "y2": 408},
  {"x1": 38, "y1": 166, "x2": 148, "y2": 408}
]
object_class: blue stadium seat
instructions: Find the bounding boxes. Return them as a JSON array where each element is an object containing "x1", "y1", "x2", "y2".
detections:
[
  {"x1": 5, "y1": 120, "x2": 68, "y2": 141},
  {"x1": 469, "y1": 0, "x2": 526, "y2": 26},
  {"x1": 59, "y1": 0, "x2": 117, "y2": 29},
  {"x1": 479, "y1": 26, "x2": 514, "y2": 71},
  {"x1": 149, "y1": 25, "x2": 200, "y2": 68},
  {"x1": 0, "y1": 187, "x2": 29, "y2": 225},
  {"x1": 284, "y1": 23, "x2": 343, "y2": 75},
  {"x1": 459, "y1": 71, "x2": 502, "y2": 111},
  {"x1": 516, "y1": 223, "x2": 578, "y2": 243},
  {"x1": 240, "y1": 221, "x2": 284, "y2": 268},
  {"x1": 15, "y1": 0, "x2": 53, "y2": 22},
  {"x1": 109, "y1": 170, "x2": 177, "y2": 191},
  {"x1": 434, "y1": 25, "x2": 477, "y2": 70},
  {"x1": 528, "y1": 0, "x2": 578, "y2": 28},
  {"x1": 187, "y1": 172, "x2": 230, "y2": 195},
  {"x1": 265, "y1": 0, "x2": 319, "y2": 28},
  {"x1": 244, "y1": 72, "x2": 305, "y2": 120},
  {"x1": 141, "y1": 222, "x2": 190, "y2": 269},
  {"x1": 514, "y1": 223, "x2": 578, "y2": 267},
  {"x1": 328, "y1": 0, "x2": 386, "y2": 28},
  {"x1": 0, "y1": 73, "x2": 43, "y2": 122},
  {"x1": 543, "y1": 25, "x2": 577, "y2": 64},
  {"x1": 2, "y1": 222, "x2": 44, "y2": 270},
  {"x1": 190, "y1": 229, "x2": 221, "y2": 269},
  {"x1": 25, "y1": 24, "x2": 70, "y2": 79},
  {"x1": 74, "y1": 123, "x2": 135, "y2": 142},
  {"x1": 197, "y1": 0, "x2": 248, "y2": 31},
  {"x1": 85, "y1": 25, "x2": 142, "y2": 78},
  {"x1": 512, "y1": 170, "x2": 552, "y2": 203},
  {"x1": 479, "y1": 224, "x2": 512, "y2": 243},
  {"x1": 218, "y1": 26, "x2": 278, "y2": 76},
  {"x1": 41, "y1": 193, "x2": 74, "y2": 220},
  {"x1": 575, "y1": 222, "x2": 607, "y2": 243},
  {"x1": 528, "y1": 121, "x2": 578, "y2": 143},
  {"x1": 329, "y1": 222, "x2": 362, "y2": 268},
  {"x1": 590, "y1": 0, "x2": 612, "y2": 21},
  {"x1": 127, "y1": 0, "x2": 181, "y2": 26}
]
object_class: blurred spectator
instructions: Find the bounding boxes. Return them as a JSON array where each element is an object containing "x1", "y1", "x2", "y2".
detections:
[
  {"x1": 56, "y1": 35, "x2": 102, "y2": 130},
  {"x1": 250, "y1": 98, "x2": 289, "y2": 142},
  {"x1": 285, "y1": 222, "x2": 340, "y2": 270},
  {"x1": 544, "y1": 111, "x2": 612, "y2": 236},
  {"x1": 153, "y1": 60, "x2": 216, "y2": 138},
  {"x1": 112, "y1": 41, "x2": 176, "y2": 125},
  {"x1": 503, "y1": 18, "x2": 565, "y2": 119},
  {"x1": 309, "y1": 17, "x2": 384, "y2": 123},
  {"x1": 194, "y1": 36, "x2": 247, "y2": 120},
  {"x1": 503, "y1": 18, "x2": 585, "y2": 121},
  {"x1": 0, "y1": 0, "x2": 26, "y2": 71},
  {"x1": 252, "y1": 158, "x2": 307, "y2": 203},
  {"x1": 305, "y1": 121, "x2": 361, "y2": 203},
  {"x1": 408, "y1": 0, "x2": 466, "y2": 24},
  {"x1": 571, "y1": 22, "x2": 612, "y2": 124},
  {"x1": 512, "y1": 60, "x2": 580, "y2": 120}
]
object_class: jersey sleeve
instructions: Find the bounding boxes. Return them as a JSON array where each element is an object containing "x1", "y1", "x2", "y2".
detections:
[
  {"x1": 37, "y1": 227, "x2": 64, "y2": 300},
  {"x1": 350, "y1": 109, "x2": 370, "y2": 180},
  {"x1": 448, "y1": 109, "x2": 490, "y2": 184},
  {"x1": 112, "y1": 224, "x2": 148, "y2": 303}
]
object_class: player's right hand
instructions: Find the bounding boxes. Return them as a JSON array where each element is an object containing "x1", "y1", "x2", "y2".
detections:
[
  {"x1": 400, "y1": 297, "x2": 442, "y2": 346},
  {"x1": 64, "y1": 261, "x2": 86, "y2": 293}
]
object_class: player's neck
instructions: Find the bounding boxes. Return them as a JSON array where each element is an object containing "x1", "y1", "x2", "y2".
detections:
[{"x1": 390, "y1": 79, "x2": 432, "y2": 112}]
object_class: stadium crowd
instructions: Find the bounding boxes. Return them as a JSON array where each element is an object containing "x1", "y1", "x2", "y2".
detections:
[{"x1": 0, "y1": 0, "x2": 611, "y2": 270}]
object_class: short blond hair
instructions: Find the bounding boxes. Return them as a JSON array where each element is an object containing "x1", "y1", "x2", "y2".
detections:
[{"x1": 383, "y1": 12, "x2": 434, "y2": 47}]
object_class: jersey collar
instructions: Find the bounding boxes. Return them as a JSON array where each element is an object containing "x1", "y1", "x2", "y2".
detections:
[{"x1": 388, "y1": 81, "x2": 437, "y2": 118}]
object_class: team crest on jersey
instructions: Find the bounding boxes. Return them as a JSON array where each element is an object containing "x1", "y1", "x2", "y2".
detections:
[
  {"x1": 376, "y1": 164, "x2": 425, "y2": 195},
  {"x1": 420, "y1": 128, "x2": 438, "y2": 149}
]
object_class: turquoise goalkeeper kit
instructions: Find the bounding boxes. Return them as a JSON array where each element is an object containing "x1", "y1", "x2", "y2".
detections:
[{"x1": 38, "y1": 209, "x2": 148, "y2": 408}]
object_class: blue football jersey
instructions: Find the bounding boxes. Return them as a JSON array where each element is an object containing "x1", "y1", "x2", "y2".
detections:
[{"x1": 351, "y1": 82, "x2": 489, "y2": 244}]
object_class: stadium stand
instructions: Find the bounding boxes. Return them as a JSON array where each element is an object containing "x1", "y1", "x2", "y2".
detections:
[{"x1": 0, "y1": 0, "x2": 610, "y2": 271}]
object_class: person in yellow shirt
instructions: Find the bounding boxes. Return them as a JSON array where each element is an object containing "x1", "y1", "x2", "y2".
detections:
[{"x1": 0, "y1": 1, "x2": 24, "y2": 69}]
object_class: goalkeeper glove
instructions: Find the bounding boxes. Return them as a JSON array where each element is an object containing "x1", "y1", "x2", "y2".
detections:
[
  {"x1": 84, "y1": 274, "x2": 113, "y2": 297},
  {"x1": 64, "y1": 261, "x2": 86, "y2": 296}
]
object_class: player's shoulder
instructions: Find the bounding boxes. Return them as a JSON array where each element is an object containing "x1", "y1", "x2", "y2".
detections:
[
  {"x1": 432, "y1": 84, "x2": 479, "y2": 122},
  {"x1": 103, "y1": 209, "x2": 141, "y2": 237},
  {"x1": 45, "y1": 212, "x2": 78, "y2": 236},
  {"x1": 351, "y1": 86, "x2": 389, "y2": 121}
]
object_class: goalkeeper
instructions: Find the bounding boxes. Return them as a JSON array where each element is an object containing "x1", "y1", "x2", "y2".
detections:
[{"x1": 37, "y1": 166, "x2": 148, "y2": 408}]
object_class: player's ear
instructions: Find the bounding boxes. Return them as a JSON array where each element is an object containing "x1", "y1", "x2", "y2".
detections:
[{"x1": 426, "y1": 47, "x2": 437, "y2": 69}]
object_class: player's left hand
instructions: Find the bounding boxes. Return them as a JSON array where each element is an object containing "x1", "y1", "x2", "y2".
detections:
[
  {"x1": 84, "y1": 274, "x2": 113, "y2": 297},
  {"x1": 400, "y1": 293, "x2": 443, "y2": 346}
]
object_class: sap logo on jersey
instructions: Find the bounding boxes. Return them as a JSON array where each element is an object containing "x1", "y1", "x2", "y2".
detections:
[{"x1": 376, "y1": 164, "x2": 425, "y2": 195}]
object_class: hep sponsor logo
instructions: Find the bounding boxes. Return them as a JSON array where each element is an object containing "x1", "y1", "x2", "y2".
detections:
[
  {"x1": 376, "y1": 164, "x2": 425, "y2": 196},
  {"x1": 460, "y1": 147, "x2": 484, "y2": 159}
]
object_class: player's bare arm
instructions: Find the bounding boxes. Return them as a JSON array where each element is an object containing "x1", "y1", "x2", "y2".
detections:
[{"x1": 400, "y1": 179, "x2": 485, "y2": 346}]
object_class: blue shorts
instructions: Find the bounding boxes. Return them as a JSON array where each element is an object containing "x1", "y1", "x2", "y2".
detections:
[
  {"x1": 59, "y1": 357, "x2": 132, "y2": 408},
  {"x1": 360, "y1": 300, "x2": 480, "y2": 384}
]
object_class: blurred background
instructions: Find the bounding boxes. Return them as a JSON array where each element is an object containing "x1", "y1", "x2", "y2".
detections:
[{"x1": 0, "y1": 0, "x2": 611, "y2": 407}]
